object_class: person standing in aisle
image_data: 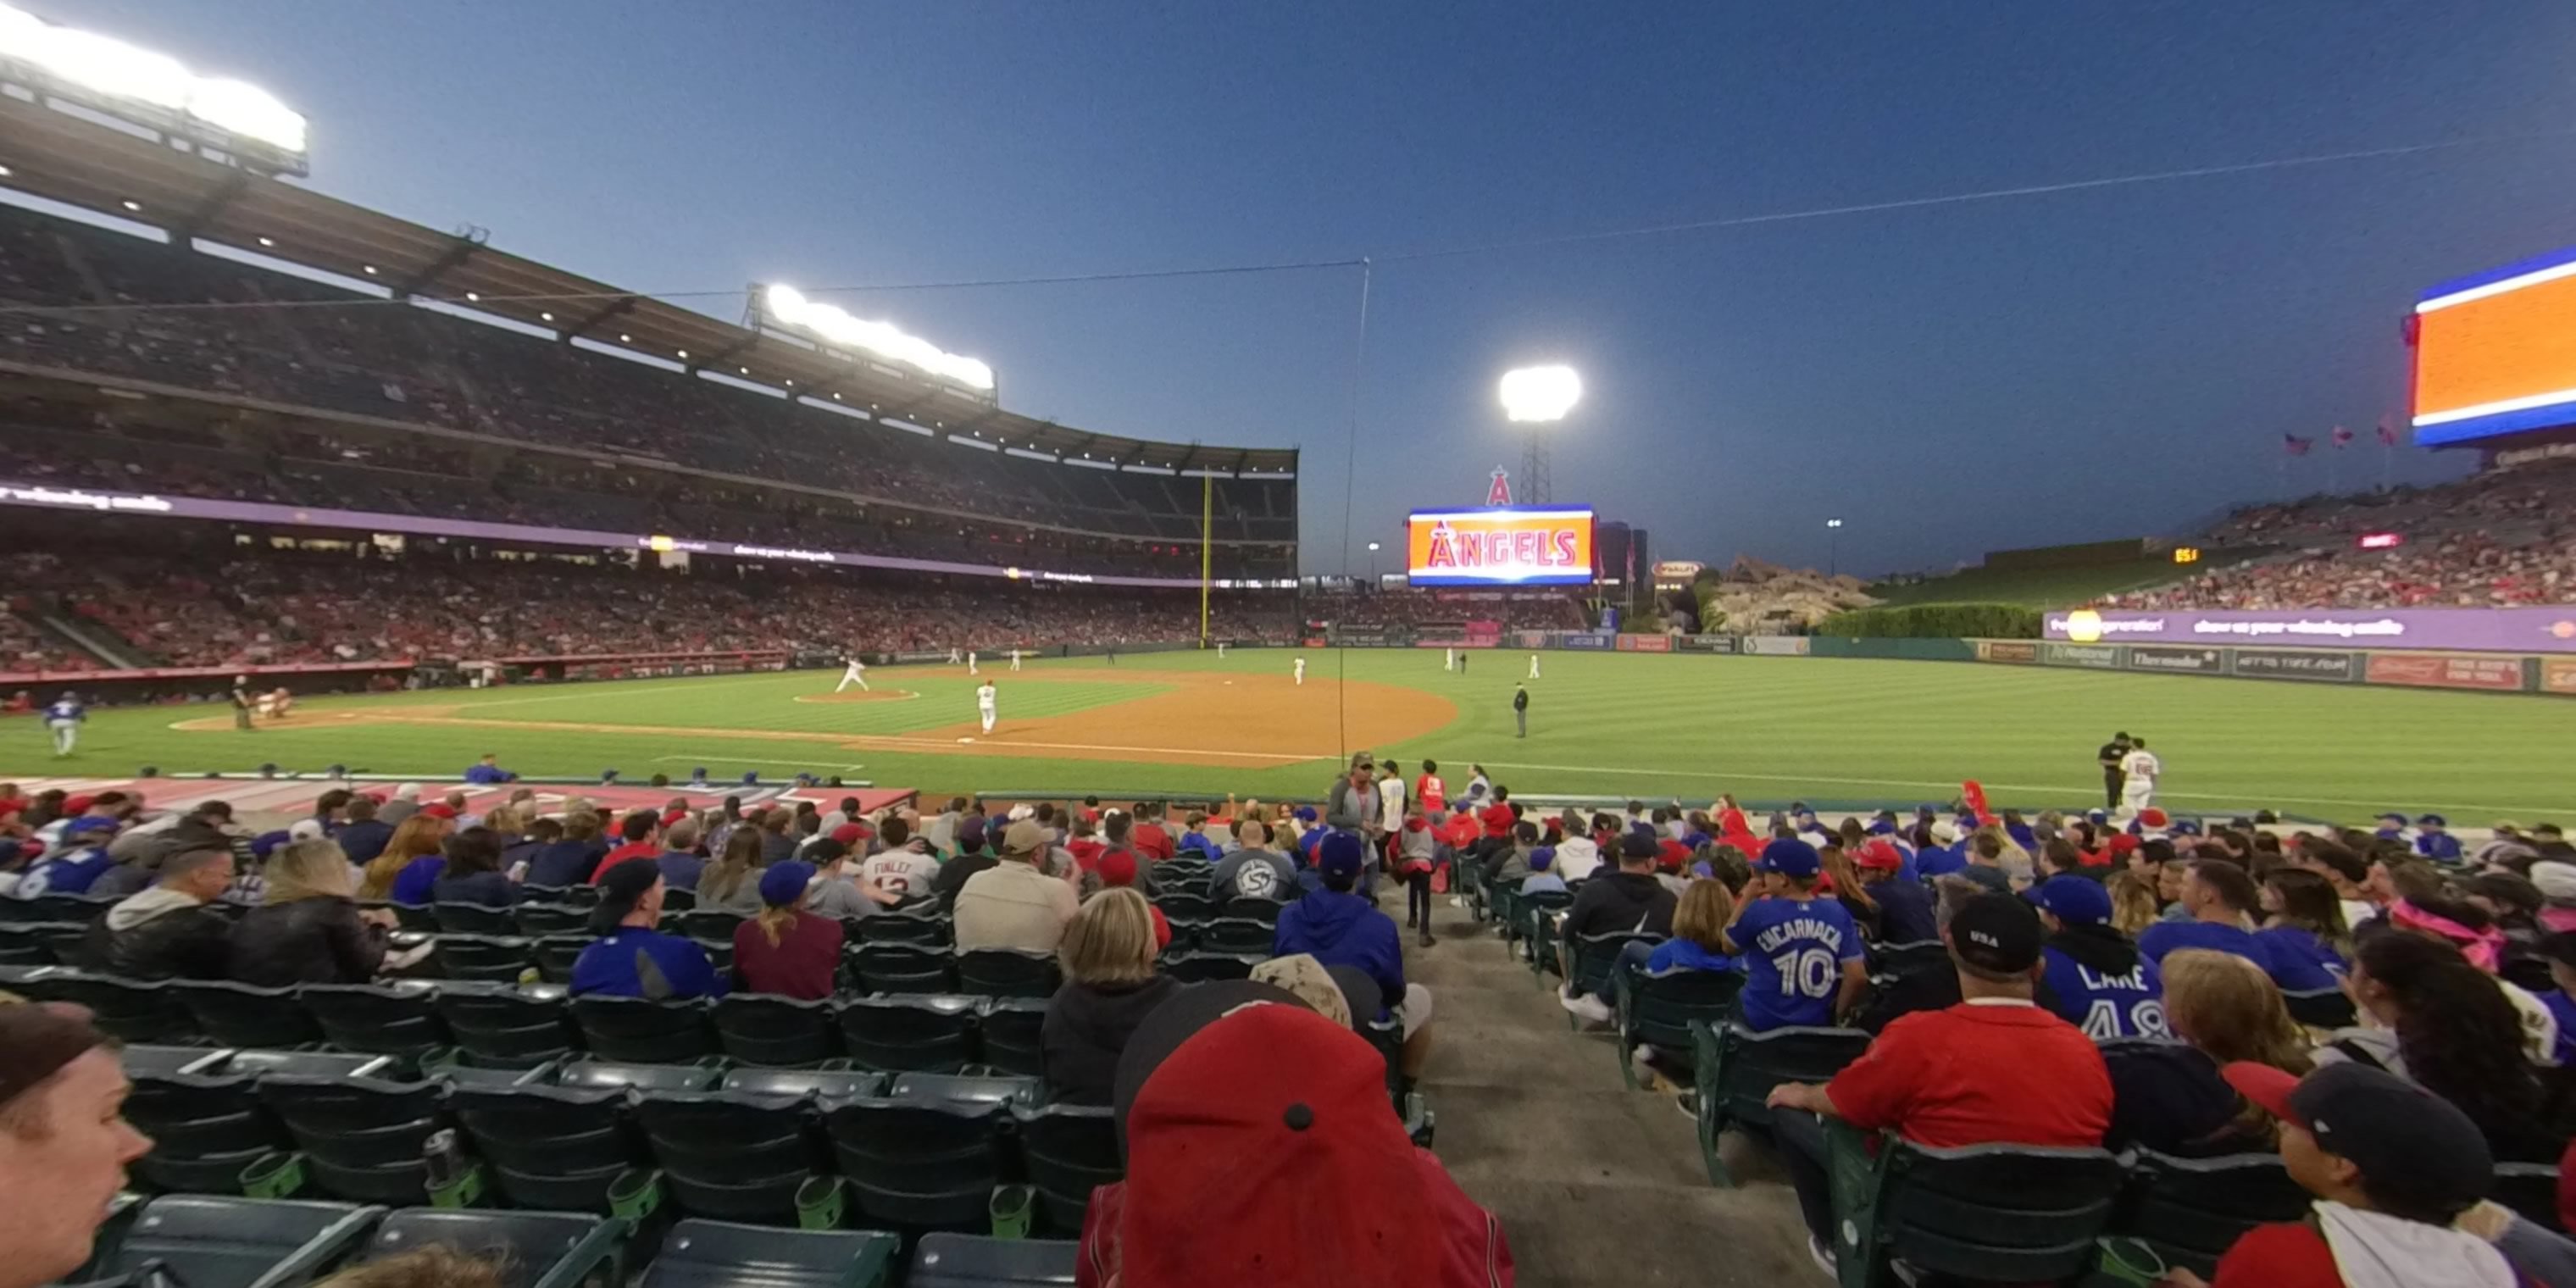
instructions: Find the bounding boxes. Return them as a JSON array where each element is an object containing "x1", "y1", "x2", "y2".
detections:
[{"x1": 1513, "y1": 683, "x2": 1530, "y2": 738}]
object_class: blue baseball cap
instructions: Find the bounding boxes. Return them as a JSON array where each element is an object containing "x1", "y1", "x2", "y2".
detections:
[
  {"x1": 758, "y1": 861, "x2": 818, "y2": 908},
  {"x1": 2085, "y1": 809, "x2": 2108, "y2": 824},
  {"x1": 251, "y1": 829, "x2": 291, "y2": 859},
  {"x1": 1529, "y1": 846, "x2": 1556, "y2": 873},
  {"x1": 1865, "y1": 820, "x2": 1896, "y2": 836},
  {"x1": 62, "y1": 816, "x2": 118, "y2": 838},
  {"x1": 2418, "y1": 813, "x2": 2448, "y2": 828},
  {"x1": 2171, "y1": 820, "x2": 2202, "y2": 837},
  {"x1": 2377, "y1": 813, "x2": 2407, "y2": 825},
  {"x1": 1319, "y1": 832, "x2": 1365, "y2": 882},
  {"x1": 1757, "y1": 838, "x2": 1821, "y2": 880},
  {"x1": 2027, "y1": 874, "x2": 2112, "y2": 925}
]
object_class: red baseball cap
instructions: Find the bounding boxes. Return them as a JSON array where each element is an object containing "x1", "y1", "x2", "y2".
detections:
[
  {"x1": 419, "y1": 803, "x2": 459, "y2": 820},
  {"x1": 1096, "y1": 849, "x2": 1139, "y2": 888},
  {"x1": 2108, "y1": 834, "x2": 2141, "y2": 855},
  {"x1": 2139, "y1": 807, "x2": 2170, "y2": 830},
  {"x1": 63, "y1": 794, "x2": 94, "y2": 815},
  {"x1": 1852, "y1": 838, "x2": 1905, "y2": 872},
  {"x1": 830, "y1": 823, "x2": 866, "y2": 847},
  {"x1": 1656, "y1": 839, "x2": 1691, "y2": 872},
  {"x1": 1111, "y1": 997, "x2": 1436, "y2": 1286}
]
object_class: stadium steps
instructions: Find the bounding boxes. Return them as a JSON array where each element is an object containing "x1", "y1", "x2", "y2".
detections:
[
  {"x1": 27, "y1": 608, "x2": 145, "y2": 669},
  {"x1": 48, "y1": 229, "x2": 117, "y2": 306},
  {"x1": 1407, "y1": 897, "x2": 1814, "y2": 1285}
]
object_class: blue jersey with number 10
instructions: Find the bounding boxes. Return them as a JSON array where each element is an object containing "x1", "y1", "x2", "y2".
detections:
[{"x1": 1734, "y1": 897, "x2": 1862, "y2": 1031}]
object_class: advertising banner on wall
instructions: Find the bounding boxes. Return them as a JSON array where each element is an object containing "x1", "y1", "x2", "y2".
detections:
[
  {"x1": 2229, "y1": 649, "x2": 2359, "y2": 683},
  {"x1": 1558, "y1": 633, "x2": 1614, "y2": 651},
  {"x1": 2046, "y1": 607, "x2": 2576, "y2": 654},
  {"x1": 2363, "y1": 652, "x2": 2529, "y2": 691},
  {"x1": 1614, "y1": 634, "x2": 1674, "y2": 652},
  {"x1": 1976, "y1": 640, "x2": 2037, "y2": 663},
  {"x1": 2545, "y1": 658, "x2": 2576, "y2": 696},
  {"x1": 1674, "y1": 635, "x2": 1738, "y2": 653},
  {"x1": 2040, "y1": 642, "x2": 2123, "y2": 669},
  {"x1": 1746, "y1": 636, "x2": 1814, "y2": 657},
  {"x1": 2125, "y1": 645, "x2": 2223, "y2": 674}
]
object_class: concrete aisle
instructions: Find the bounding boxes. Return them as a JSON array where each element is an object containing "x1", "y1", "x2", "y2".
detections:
[{"x1": 1404, "y1": 895, "x2": 1819, "y2": 1285}]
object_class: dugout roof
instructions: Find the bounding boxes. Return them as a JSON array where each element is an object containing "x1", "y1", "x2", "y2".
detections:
[{"x1": 0, "y1": 92, "x2": 1296, "y2": 476}]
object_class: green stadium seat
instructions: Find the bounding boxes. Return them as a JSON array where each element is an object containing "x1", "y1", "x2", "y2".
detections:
[
  {"x1": 638, "y1": 1219, "x2": 898, "y2": 1288},
  {"x1": 849, "y1": 943, "x2": 954, "y2": 995},
  {"x1": 380, "y1": 903, "x2": 437, "y2": 934},
  {"x1": 430, "y1": 935, "x2": 534, "y2": 984},
  {"x1": 434, "y1": 984, "x2": 579, "y2": 1068},
  {"x1": 1690, "y1": 1019, "x2": 1870, "y2": 1187},
  {"x1": 24, "y1": 970, "x2": 197, "y2": 1044},
  {"x1": 531, "y1": 936, "x2": 589, "y2": 985},
  {"x1": 975, "y1": 997, "x2": 1047, "y2": 1077},
  {"x1": 301, "y1": 982, "x2": 449, "y2": 1058},
  {"x1": 836, "y1": 995, "x2": 978, "y2": 1074},
  {"x1": 1556, "y1": 930, "x2": 1662, "y2": 1009},
  {"x1": 2097, "y1": 1149, "x2": 2308, "y2": 1279},
  {"x1": 822, "y1": 1093, "x2": 1011, "y2": 1230},
  {"x1": 448, "y1": 1083, "x2": 648, "y2": 1213},
  {"x1": 124, "y1": 1055, "x2": 296, "y2": 1196},
  {"x1": 955, "y1": 949, "x2": 1059, "y2": 999},
  {"x1": 255, "y1": 1069, "x2": 448, "y2": 1207},
  {"x1": 1195, "y1": 918, "x2": 1274, "y2": 957},
  {"x1": 556, "y1": 1058, "x2": 724, "y2": 1094},
  {"x1": 431, "y1": 902, "x2": 518, "y2": 936},
  {"x1": 357, "y1": 1208, "x2": 624, "y2": 1288},
  {"x1": 906, "y1": 1235, "x2": 1077, "y2": 1287},
  {"x1": 636, "y1": 1090, "x2": 835, "y2": 1225},
  {"x1": 714, "y1": 995, "x2": 841, "y2": 1068},
  {"x1": 90, "y1": 1195, "x2": 382, "y2": 1288},
  {"x1": 513, "y1": 903, "x2": 592, "y2": 937},
  {"x1": 1614, "y1": 969, "x2": 1743, "y2": 1089},
  {"x1": 569, "y1": 996, "x2": 719, "y2": 1064},
  {"x1": 1826, "y1": 1121, "x2": 2125, "y2": 1288},
  {"x1": 1012, "y1": 1103, "x2": 1119, "y2": 1235},
  {"x1": 171, "y1": 980, "x2": 325, "y2": 1050}
]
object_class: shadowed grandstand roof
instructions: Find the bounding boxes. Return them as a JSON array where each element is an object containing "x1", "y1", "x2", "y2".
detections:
[{"x1": 0, "y1": 92, "x2": 1296, "y2": 477}]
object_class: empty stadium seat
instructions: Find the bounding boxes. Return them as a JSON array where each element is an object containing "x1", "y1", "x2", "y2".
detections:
[
  {"x1": 432, "y1": 935, "x2": 536, "y2": 983},
  {"x1": 0, "y1": 922, "x2": 54, "y2": 965},
  {"x1": 1614, "y1": 969, "x2": 1743, "y2": 1089},
  {"x1": 514, "y1": 903, "x2": 593, "y2": 937},
  {"x1": 681, "y1": 909, "x2": 750, "y2": 941},
  {"x1": 1690, "y1": 1019, "x2": 1872, "y2": 1188},
  {"x1": 955, "y1": 950, "x2": 1059, "y2": 999},
  {"x1": 173, "y1": 980, "x2": 325, "y2": 1049},
  {"x1": 2101, "y1": 1149, "x2": 2310, "y2": 1278},
  {"x1": 849, "y1": 943, "x2": 954, "y2": 995},
  {"x1": 532, "y1": 936, "x2": 590, "y2": 985},
  {"x1": 822, "y1": 1093, "x2": 1010, "y2": 1230},
  {"x1": 1557, "y1": 930, "x2": 1663, "y2": 1009},
  {"x1": 1864, "y1": 939, "x2": 1948, "y2": 980},
  {"x1": 435, "y1": 984, "x2": 580, "y2": 1067},
  {"x1": 448, "y1": 1083, "x2": 648, "y2": 1213},
  {"x1": 1158, "y1": 952, "x2": 1258, "y2": 983},
  {"x1": 638, "y1": 1219, "x2": 900, "y2": 1288},
  {"x1": 906, "y1": 1235, "x2": 1078, "y2": 1288},
  {"x1": 432, "y1": 902, "x2": 519, "y2": 936},
  {"x1": 836, "y1": 995, "x2": 978, "y2": 1073},
  {"x1": 358, "y1": 1208, "x2": 624, "y2": 1288},
  {"x1": 1218, "y1": 897, "x2": 1282, "y2": 926},
  {"x1": 1152, "y1": 891, "x2": 1213, "y2": 922},
  {"x1": 253, "y1": 1062, "x2": 447, "y2": 1207},
  {"x1": 124, "y1": 1055, "x2": 297, "y2": 1195},
  {"x1": 24, "y1": 971, "x2": 197, "y2": 1044},
  {"x1": 852, "y1": 913, "x2": 948, "y2": 947},
  {"x1": 714, "y1": 994, "x2": 841, "y2": 1068},
  {"x1": 1012, "y1": 1104, "x2": 1119, "y2": 1234},
  {"x1": 88, "y1": 1195, "x2": 382, "y2": 1288},
  {"x1": 1194, "y1": 919, "x2": 1274, "y2": 957},
  {"x1": 975, "y1": 998, "x2": 1046, "y2": 1077},
  {"x1": 636, "y1": 1090, "x2": 835, "y2": 1224},
  {"x1": 301, "y1": 981, "x2": 450, "y2": 1057},
  {"x1": 569, "y1": 996, "x2": 719, "y2": 1063},
  {"x1": 1828, "y1": 1124, "x2": 2127, "y2": 1288}
]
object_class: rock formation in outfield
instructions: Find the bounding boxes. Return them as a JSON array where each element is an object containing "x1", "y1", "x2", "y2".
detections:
[{"x1": 1697, "y1": 556, "x2": 1879, "y2": 630}]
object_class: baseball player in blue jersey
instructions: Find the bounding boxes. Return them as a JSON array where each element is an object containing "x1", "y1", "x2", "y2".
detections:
[{"x1": 42, "y1": 691, "x2": 83, "y2": 757}]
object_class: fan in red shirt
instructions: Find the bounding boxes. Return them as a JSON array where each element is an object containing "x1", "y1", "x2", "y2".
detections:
[
  {"x1": 1479, "y1": 787, "x2": 1516, "y2": 841},
  {"x1": 1763, "y1": 893, "x2": 2111, "y2": 1271},
  {"x1": 1438, "y1": 810, "x2": 1480, "y2": 853},
  {"x1": 1130, "y1": 803, "x2": 1177, "y2": 863},
  {"x1": 589, "y1": 809, "x2": 663, "y2": 882},
  {"x1": 1413, "y1": 759, "x2": 1447, "y2": 813},
  {"x1": 1096, "y1": 851, "x2": 1171, "y2": 950},
  {"x1": 2165, "y1": 1062, "x2": 2515, "y2": 1288}
]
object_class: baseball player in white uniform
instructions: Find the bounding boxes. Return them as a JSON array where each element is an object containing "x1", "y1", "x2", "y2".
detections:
[
  {"x1": 42, "y1": 691, "x2": 82, "y2": 757},
  {"x1": 1529, "y1": 653, "x2": 1542, "y2": 680},
  {"x1": 1292, "y1": 656, "x2": 1306, "y2": 686},
  {"x1": 968, "y1": 650, "x2": 980, "y2": 676},
  {"x1": 2118, "y1": 737, "x2": 2162, "y2": 821},
  {"x1": 976, "y1": 681, "x2": 998, "y2": 734},
  {"x1": 1216, "y1": 641, "x2": 1228, "y2": 658},
  {"x1": 1445, "y1": 647, "x2": 1456, "y2": 672},
  {"x1": 1009, "y1": 648, "x2": 1023, "y2": 673},
  {"x1": 836, "y1": 657, "x2": 869, "y2": 692}
]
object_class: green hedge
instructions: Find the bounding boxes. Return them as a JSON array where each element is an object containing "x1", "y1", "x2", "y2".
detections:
[{"x1": 1814, "y1": 602, "x2": 2042, "y2": 639}]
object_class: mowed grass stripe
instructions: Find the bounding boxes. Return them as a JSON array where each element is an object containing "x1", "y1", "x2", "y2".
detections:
[{"x1": 42, "y1": 650, "x2": 2576, "y2": 820}]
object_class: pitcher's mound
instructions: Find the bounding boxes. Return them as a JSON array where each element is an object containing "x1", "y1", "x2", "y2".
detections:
[{"x1": 792, "y1": 689, "x2": 919, "y2": 705}]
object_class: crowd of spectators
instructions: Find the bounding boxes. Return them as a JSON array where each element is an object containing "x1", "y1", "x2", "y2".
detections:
[
  {"x1": 0, "y1": 205, "x2": 1297, "y2": 563},
  {"x1": 2101, "y1": 457, "x2": 2576, "y2": 612},
  {"x1": 1305, "y1": 589, "x2": 1589, "y2": 630}
]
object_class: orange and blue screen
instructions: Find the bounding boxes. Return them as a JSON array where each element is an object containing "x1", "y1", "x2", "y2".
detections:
[
  {"x1": 1407, "y1": 508, "x2": 1595, "y2": 586},
  {"x1": 2412, "y1": 247, "x2": 2576, "y2": 447}
]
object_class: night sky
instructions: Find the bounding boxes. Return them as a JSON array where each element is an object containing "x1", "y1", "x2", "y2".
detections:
[{"x1": 34, "y1": 1, "x2": 2576, "y2": 575}]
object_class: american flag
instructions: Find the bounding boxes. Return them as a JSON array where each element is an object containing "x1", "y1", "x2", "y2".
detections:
[
  {"x1": 2284, "y1": 434, "x2": 2313, "y2": 456},
  {"x1": 2378, "y1": 420, "x2": 2401, "y2": 447},
  {"x1": 2331, "y1": 425, "x2": 2354, "y2": 448}
]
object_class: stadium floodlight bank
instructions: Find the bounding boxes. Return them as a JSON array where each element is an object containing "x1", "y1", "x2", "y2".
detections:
[
  {"x1": 0, "y1": 3, "x2": 308, "y2": 175},
  {"x1": 753, "y1": 282, "x2": 999, "y2": 405}
]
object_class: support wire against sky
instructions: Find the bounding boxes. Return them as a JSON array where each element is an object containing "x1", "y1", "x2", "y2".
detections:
[
  {"x1": 1336, "y1": 259, "x2": 1374, "y2": 762},
  {"x1": 0, "y1": 125, "x2": 2566, "y2": 320}
]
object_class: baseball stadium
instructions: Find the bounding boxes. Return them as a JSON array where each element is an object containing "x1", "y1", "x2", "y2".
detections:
[{"x1": 5, "y1": 9, "x2": 2576, "y2": 1288}]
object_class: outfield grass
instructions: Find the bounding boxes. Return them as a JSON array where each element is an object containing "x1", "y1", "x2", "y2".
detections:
[{"x1": 24, "y1": 648, "x2": 2576, "y2": 824}]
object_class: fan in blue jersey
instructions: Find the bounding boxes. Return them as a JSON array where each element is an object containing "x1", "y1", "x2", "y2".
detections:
[
  {"x1": 42, "y1": 691, "x2": 83, "y2": 757},
  {"x1": 1721, "y1": 838, "x2": 1867, "y2": 1031},
  {"x1": 2029, "y1": 875, "x2": 2168, "y2": 1041}
]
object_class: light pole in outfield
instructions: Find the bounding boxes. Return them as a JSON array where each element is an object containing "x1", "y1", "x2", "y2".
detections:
[
  {"x1": 1826, "y1": 517, "x2": 1845, "y2": 578},
  {"x1": 1366, "y1": 541, "x2": 1381, "y2": 586},
  {"x1": 1499, "y1": 365, "x2": 1580, "y2": 506}
]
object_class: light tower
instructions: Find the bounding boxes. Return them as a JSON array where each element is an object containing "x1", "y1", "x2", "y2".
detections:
[{"x1": 1499, "y1": 365, "x2": 1580, "y2": 507}]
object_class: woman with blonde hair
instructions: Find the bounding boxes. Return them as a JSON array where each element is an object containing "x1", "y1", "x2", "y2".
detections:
[
  {"x1": 730, "y1": 860, "x2": 841, "y2": 1000},
  {"x1": 698, "y1": 826, "x2": 769, "y2": 914},
  {"x1": 1041, "y1": 887, "x2": 1182, "y2": 1104},
  {"x1": 2106, "y1": 948, "x2": 2312, "y2": 1155},
  {"x1": 226, "y1": 838, "x2": 394, "y2": 986},
  {"x1": 366, "y1": 814, "x2": 451, "y2": 902},
  {"x1": 1646, "y1": 878, "x2": 1737, "y2": 976},
  {"x1": 2106, "y1": 869, "x2": 2161, "y2": 937}
]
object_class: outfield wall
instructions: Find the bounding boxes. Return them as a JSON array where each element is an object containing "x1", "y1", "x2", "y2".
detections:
[{"x1": 1956, "y1": 636, "x2": 2576, "y2": 696}]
